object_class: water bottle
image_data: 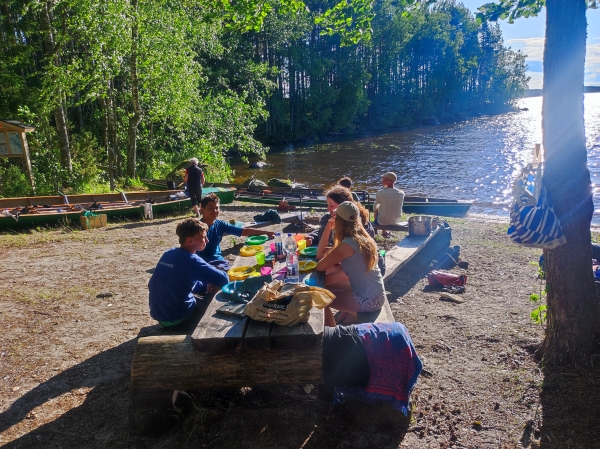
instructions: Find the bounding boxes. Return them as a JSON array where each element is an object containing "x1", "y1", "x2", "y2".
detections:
[
  {"x1": 274, "y1": 232, "x2": 284, "y2": 259},
  {"x1": 284, "y1": 233, "x2": 299, "y2": 283}
]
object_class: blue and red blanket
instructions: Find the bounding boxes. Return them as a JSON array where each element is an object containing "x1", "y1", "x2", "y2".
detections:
[{"x1": 335, "y1": 322, "x2": 422, "y2": 415}]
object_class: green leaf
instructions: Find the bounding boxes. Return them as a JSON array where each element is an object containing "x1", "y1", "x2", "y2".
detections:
[{"x1": 530, "y1": 305, "x2": 547, "y2": 324}]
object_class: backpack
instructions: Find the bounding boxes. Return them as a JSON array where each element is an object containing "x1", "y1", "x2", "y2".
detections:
[{"x1": 507, "y1": 145, "x2": 566, "y2": 249}]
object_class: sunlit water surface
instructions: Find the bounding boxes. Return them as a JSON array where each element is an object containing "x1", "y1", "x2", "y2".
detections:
[{"x1": 231, "y1": 93, "x2": 600, "y2": 224}]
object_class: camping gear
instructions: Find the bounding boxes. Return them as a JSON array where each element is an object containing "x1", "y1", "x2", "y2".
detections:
[
  {"x1": 253, "y1": 209, "x2": 282, "y2": 224},
  {"x1": 243, "y1": 280, "x2": 334, "y2": 326},
  {"x1": 507, "y1": 144, "x2": 566, "y2": 249},
  {"x1": 408, "y1": 215, "x2": 432, "y2": 236},
  {"x1": 427, "y1": 270, "x2": 467, "y2": 287}
]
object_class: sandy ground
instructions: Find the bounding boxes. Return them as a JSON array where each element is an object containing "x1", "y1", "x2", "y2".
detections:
[{"x1": 0, "y1": 203, "x2": 597, "y2": 448}]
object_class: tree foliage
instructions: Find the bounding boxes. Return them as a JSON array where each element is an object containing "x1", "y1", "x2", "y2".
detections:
[{"x1": 0, "y1": 0, "x2": 527, "y2": 196}]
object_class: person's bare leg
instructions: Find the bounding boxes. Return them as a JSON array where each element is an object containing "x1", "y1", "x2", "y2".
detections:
[{"x1": 325, "y1": 266, "x2": 349, "y2": 287}]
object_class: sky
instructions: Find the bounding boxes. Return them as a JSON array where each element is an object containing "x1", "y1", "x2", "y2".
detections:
[{"x1": 459, "y1": 1, "x2": 600, "y2": 89}]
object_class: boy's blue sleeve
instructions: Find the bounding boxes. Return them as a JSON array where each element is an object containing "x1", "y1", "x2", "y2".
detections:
[
  {"x1": 220, "y1": 221, "x2": 244, "y2": 237},
  {"x1": 192, "y1": 255, "x2": 230, "y2": 287}
]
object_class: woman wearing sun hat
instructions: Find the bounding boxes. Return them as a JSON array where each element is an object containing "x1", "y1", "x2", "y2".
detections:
[{"x1": 316, "y1": 201, "x2": 386, "y2": 326}]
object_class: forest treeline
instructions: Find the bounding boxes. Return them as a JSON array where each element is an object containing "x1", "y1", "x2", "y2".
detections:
[{"x1": 0, "y1": 0, "x2": 528, "y2": 197}]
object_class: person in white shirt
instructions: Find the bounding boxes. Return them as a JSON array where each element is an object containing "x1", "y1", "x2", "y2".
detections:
[{"x1": 373, "y1": 172, "x2": 404, "y2": 226}]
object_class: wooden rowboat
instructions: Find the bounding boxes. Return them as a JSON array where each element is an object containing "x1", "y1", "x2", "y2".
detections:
[
  {"x1": 0, "y1": 187, "x2": 236, "y2": 230},
  {"x1": 205, "y1": 182, "x2": 472, "y2": 217}
]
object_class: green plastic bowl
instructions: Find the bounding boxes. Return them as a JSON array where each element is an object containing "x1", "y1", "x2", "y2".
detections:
[
  {"x1": 245, "y1": 235, "x2": 268, "y2": 245},
  {"x1": 300, "y1": 247, "x2": 318, "y2": 257}
]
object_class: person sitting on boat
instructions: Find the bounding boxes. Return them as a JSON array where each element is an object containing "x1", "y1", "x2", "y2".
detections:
[
  {"x1": 184, "y1": 157, "x2": 205, "y2": 218},
  {"x1": 337, "y1": 176, "x2": 359, "y2": 201},
  {"x1": 315, "y1": 201, "x2": 386, "y2": 326},
  {"x1": 373, "y1": 171, "x2": 405, "y2": 226},
  {"x1": 305, "y1": 186, "x2": 374, "y2": 253},
  {"x1": 198, "y1": 193, "x2": 275, "y2": 270},
  {"x1": 148, "y1": 218, "x2": 229, "y2": 332}
]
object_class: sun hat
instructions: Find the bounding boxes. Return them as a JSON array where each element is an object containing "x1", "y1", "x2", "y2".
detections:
[
  {"x1": 382, "y1": 172, "x2": 397, "y2": 182},
  {"x1": 335, "y1": 201, "x2": 360, "y2": 222}
]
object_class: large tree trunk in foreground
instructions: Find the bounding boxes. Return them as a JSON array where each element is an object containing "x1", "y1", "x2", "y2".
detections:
[{"x1": 541, "y1": 0, "x2": 599, "y2": 366}]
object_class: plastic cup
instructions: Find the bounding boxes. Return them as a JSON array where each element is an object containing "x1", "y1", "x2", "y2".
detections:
[
  {"x1": 294, "y1": 233, "x2": 305, "y2": 242},
  {"x1": 260, "y1": 266, "x2": 272, "y2": 276},
  {"x1": 297, "y1": 239, "x2": 306, "y2": 251},
  {"x1": 256, "y1": 251, "x2": 265, "y2": 265}
]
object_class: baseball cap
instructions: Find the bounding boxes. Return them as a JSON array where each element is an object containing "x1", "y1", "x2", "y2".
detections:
[{"x1": 334, "y1": 201, "x2": 360, "y2": 222}]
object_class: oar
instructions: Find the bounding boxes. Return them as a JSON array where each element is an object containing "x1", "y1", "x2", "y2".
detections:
[
  {"x1": 115, "y1": 188, "x2": 130, "y2": 204},
  {"x1": 57, "y1": 190, "x2": 70, "y2": 205}
]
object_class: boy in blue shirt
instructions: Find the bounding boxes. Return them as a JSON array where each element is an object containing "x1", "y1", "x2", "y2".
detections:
[
  {"x1": 149, "y1": 218, "x2": 229, "y2": 332},
  {"x1": 198, "y1": 193, "x2": 274, "y2": 270}
]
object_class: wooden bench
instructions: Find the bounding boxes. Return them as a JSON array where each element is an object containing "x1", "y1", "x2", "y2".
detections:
[{"x1": 131, "y1": 255, "x2": 326, "y2": 394}]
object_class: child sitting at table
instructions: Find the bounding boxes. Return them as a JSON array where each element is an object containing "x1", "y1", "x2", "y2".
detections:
[
  {"x1": 316, "y1": 201, "x2": 386, "y2": 327},
  {"x1": 198, "y1": 193, "x2": 275, "y2": 270},
  {"x1": 148, "y1": 218, "x2": 229, "y2": 332}
]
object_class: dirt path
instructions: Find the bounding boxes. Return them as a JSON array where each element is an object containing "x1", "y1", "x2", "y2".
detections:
[{"x1": 0, "y1": 204, "x2": 595, "y2": 448}]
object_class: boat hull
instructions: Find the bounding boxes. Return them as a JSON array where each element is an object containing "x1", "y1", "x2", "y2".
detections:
[{"x1": 0, "y1": 187, "x2": 234, "y2": 230}]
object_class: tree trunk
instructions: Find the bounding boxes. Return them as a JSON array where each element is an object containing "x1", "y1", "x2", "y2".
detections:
[
  {"x1": 127, "y1": 0, "x2": 143, "y2": 179},
  {"x1": 541, "y1": 0, "x2": 599, "y2": 366},
  {"x1": 40, "y1": 1, "x2": 72, "y2": 173}
]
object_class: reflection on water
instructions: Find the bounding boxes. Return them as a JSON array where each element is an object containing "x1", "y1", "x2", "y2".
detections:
[{"x1": 231, "y1": 93, "x2": 600, "y2": 224}]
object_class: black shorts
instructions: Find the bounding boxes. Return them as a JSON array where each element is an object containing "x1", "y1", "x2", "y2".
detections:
[{"x1": 188, "y1": 188, "x2": 202, "y2": 206}]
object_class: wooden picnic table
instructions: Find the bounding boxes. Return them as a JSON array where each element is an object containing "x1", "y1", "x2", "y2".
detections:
[{"x1": 130, "y1": 225, "x2": 450, "y2": 428}]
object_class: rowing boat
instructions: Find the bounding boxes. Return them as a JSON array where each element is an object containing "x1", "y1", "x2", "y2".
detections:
[
  {"x1": 205, "y1": 182, "x2": 472, "y2": 217},
  {"x1": 0, "y1": 187, "x2": 236, "y2": 230}
]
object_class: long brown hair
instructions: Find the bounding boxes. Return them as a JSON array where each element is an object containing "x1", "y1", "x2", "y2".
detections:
[
  {"x1": 334, "y1": 214, "x2": 377, "y2": 271},
  {"x1": 325, "y1": 186, "x2": 369, "y2": 225}
]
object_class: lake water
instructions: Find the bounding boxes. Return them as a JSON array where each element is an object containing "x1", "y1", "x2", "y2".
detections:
[{"x1": 231, "y1": 93, "x2": 600, "y2": 224}]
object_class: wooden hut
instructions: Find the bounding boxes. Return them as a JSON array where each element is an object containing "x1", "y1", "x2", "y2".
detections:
[{"x1": 0, "y1": 119, "x2": 36, "y2": 193}]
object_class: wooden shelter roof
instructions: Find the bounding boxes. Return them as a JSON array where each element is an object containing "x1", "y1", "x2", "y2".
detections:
[{"x1": 0, "y1": 119, "x2": 35, "y2": 132}]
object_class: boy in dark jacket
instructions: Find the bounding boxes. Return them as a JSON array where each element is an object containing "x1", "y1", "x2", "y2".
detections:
[{"x1": 148, "y1": 218, "x2": 228, "y2": 331}]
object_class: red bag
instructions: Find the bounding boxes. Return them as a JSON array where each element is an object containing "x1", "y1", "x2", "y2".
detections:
[{"x1": 427, "y1": 270, "x2": 467, "y2": 287}]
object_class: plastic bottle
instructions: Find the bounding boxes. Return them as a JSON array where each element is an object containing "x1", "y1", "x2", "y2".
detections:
[
  {"x1": 274, "y1": 232, "x2": 284, "y2": 259},
  {"x1": 284, "y1": 233, "x2": 299, "y2": 283}
]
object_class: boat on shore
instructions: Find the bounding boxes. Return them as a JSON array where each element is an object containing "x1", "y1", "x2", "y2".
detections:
[
  {"x1": 142, "y1": 179, "x2": 472, "y2": 216},
  {"x1": 205, "y1": 182, "x2": 472, "y2": 217},
  {"x1": 0, "y1": 187, "x2": 235, "y2": 230}
]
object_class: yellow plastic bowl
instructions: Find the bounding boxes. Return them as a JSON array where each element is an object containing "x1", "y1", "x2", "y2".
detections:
[
  {"x1": 228, "y1": 266, "x2": 256, "y2": 280},
  {"x1": 299, "y1": 260, "x2": 317, "y2": 272}
]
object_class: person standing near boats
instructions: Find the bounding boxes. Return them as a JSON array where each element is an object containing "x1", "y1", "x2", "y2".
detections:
[
  {"x1": 315, "y1": 201, "x2": 386, "y2": 326},
  {"x1": 373, "y1": 172, "x2": 404, "y2": 226},
  {"x1": 184, "y1": 157, "x2": 205, "y2": 218}
]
